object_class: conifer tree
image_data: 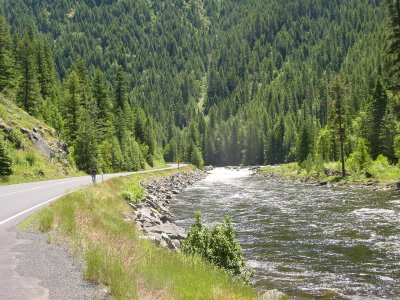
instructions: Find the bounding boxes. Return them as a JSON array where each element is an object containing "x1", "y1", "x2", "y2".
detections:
[
  {"x1": 92, "y1": 69, "x2": 113, "y2": 141},
  {"x1": 366, "y1": 78, "x2": 388, "y2": 159},
  {"x1": 16, "y1": 33, "x2": 42, "y2": 115},
  {"x1": 115, "y1": 66, "x2": 128, "y2": 108},
  {"x1": 64, "y1": 70, "x2": 82, "y2": 141},
  {"x1": 74, "y1": 108, "x2": 98, "y2": 172},
  {"x1": 297, "y1": 123, "x2": 312, "y2": 163},
  {"x1": 0, "y1": 16, "x2": 13, "y2": 91},
  {"x1": 0, "y1": 141, "x2": 12, "y2": 178},
  {"x1": 387, "y1": 0, "x2": 400, "y2": 91},
  {"x1": 331, "y1": 76, "x2": 346, "y2": 177}
]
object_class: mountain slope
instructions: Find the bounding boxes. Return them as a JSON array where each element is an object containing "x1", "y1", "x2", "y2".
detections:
[{"x1": 0, "y1": 93, "x2": 79, "y2": 184}]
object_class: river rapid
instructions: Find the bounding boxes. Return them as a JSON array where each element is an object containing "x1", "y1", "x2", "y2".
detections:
[{"x1": 171, "y1": 168, "x2": 400, "y2": 299}]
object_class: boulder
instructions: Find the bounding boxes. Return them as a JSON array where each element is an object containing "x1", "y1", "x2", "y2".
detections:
[{"x1": 146, "y1": 223, "x2": 186, "y2": 240}]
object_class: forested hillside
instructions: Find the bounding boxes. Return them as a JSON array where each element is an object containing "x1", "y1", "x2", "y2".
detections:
[{"x1": 1, "y1": 0, "x2": 399, "y2": 173}]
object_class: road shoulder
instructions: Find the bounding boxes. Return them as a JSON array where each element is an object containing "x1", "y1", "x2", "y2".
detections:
[{"x1": 14, "y1": 229, "x2": 108, "y2": 300}]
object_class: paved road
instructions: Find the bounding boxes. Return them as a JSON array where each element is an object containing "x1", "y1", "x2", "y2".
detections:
[{"x1": 0, "y1": 164, "x2": 182, "y2": 300}]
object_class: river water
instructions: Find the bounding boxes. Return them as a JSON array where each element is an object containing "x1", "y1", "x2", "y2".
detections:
[{"x1": 171, "y1": 168, "x2": 400, "y2": 299}]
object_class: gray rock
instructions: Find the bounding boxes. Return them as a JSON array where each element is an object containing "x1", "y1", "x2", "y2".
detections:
[
  {"x1": 146, "y1": 223, "x2": 186, "y2": 240},
  {"x1": 0, "y1": 118, "x2": 12, "y2": 134}
]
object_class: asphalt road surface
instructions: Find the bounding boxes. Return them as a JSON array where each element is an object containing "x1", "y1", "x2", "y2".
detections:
[{"x1": 0, "y1": 164, "x2": 182, "y2": 299}]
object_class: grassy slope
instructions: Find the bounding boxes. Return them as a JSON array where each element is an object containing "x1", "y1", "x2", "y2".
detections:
[
  {"x1": 0, "y1": 94, "x2": 82, "y2": 184},
  {"x1": 261, "y1": 161, "x2": 400, "y2": 188},
  {"x1": 20, "y1": 167, "x2": 255, "y2": 300}
]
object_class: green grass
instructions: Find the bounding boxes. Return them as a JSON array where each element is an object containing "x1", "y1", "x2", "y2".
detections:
[
  {"x1": 20, "y1": 167, "x2": 256, "y2": 299},
  {"x1": 0, "y1": 95, "x2": 82, "y2": 185},
  {"x1": 261, "y1": 159, "x2": 400, "y2": 187}
]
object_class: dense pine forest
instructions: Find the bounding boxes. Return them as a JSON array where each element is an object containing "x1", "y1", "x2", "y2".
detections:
[{"x1": 0, "y1": 0, "x2": 399, "y2": 173}]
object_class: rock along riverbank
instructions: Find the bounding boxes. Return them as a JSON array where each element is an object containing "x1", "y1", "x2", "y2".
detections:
[{"x1": 130, "y1": 170, "x2": 208, "y2": 250}]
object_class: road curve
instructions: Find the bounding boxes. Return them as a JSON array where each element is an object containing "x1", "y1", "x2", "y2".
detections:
[{"x1": 0, "y1": 164, "x2": 184, "y2": 300}]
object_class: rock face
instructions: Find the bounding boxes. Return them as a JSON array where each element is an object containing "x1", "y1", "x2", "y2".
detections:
[
  {"x1": 20, "y1": 127, "x2": 68, "y2": 161},
  {"x1": 133, "y1": 170, "x2": 207, "y2": 251}
]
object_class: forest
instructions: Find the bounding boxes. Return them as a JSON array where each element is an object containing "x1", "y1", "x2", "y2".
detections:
[{"x1": 0, "y1": 0, "x2": 399, "y2": 174}]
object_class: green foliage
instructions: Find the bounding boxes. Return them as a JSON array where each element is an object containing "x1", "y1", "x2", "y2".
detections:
[
  {"x1": 182, "y1": 212, "x2": 247, "y2": 278},
  {"x1": 23, "y1": 168, "x2": 254, "y2": 299},
  {"x1": 119, "y1": 180, "x2": 145, "y2": 204},
  {"x1": 0, "y1": 0, "x2": 397, "y2": 174},
  {"x1": 0, "y1": 15, "x2": 13, "y2": 91},
  {"x1": 346, "y1": 139, "x2": 372, "y2": 173},
  {"x1": 394, "y1": 134, "x2": 400, "y2": 163},
  {"x1": 0, "y1": 140, "x2": 12, "y2": 178}
]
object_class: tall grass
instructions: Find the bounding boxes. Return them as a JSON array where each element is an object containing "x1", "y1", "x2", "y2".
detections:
[{"x1": 21, "y1": 167, "x2": 255, "y2": 299}]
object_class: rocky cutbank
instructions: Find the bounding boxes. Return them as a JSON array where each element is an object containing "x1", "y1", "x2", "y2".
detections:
[{"x1": 130, "y1": 170, "x2": 207, "y2": 250}]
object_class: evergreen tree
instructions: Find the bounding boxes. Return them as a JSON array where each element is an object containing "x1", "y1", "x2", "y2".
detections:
[
  {"x1": 115, "y1": 66, "x2": 128, "y2": 109},
  {"x1": 16, "y1": 33, "x2": 42, "y2": 115},
  {"x1": 297, "y1": 123, "x2": 312, "y2": 163},
  {"x1": 366, "y1": 78, "x2": 388, "y2": 159},
  {"x1": 64, "y1": 70, "x2": 82, "y2": 141},
  {"x1": 74, "y1": 108, "x2": 98, "y2": 172},
  {"x1": 0, "y1": 16, "x2": 13, "y2": 91},
  {"x1": 92, "y1": 69, "x2": 113, "y2": 141},
  {"x1": 387, "y1": 0, "x2": 400, "y2": 91},
  {"x1": 0, "y1": 141, "x2": 12, "y2": 178},
  {"x1": 331, "y1": 76, "x2": 346, "y2": 177}
]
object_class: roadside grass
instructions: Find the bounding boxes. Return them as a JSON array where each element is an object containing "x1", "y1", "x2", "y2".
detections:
[
  {"x1": 261, "y1": 160, "x2": 400, "y2": 187},
  {"x1": 20, "y1": 167, "x2": 255, "y2": 299}
]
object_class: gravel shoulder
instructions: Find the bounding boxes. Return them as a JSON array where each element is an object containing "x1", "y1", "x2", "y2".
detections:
[{"x1": 14, "y1": 230, "x2": 108, "y2": 300}]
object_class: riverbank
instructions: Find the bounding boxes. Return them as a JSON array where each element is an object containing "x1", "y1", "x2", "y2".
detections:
[
  {"x1": 19, "y1": 167, "x2": 255, "y2": 299},
  {"x1": 134, "y1": 170, "x2": 207, "y2": 250},
  {"x1": 258, "y1": 163, "x2": 400, "y2": 191}
]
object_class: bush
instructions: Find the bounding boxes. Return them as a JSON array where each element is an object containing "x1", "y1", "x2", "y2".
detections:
[
  {"x1": 181, "y1": 212, "x2": 248, "y2": 278},
  {"x1": 346, "y1": 138, "x2": 372, "y2": 173},
  {"x1": 120, "y1": 180, "x2": 145, "y2": 203}
]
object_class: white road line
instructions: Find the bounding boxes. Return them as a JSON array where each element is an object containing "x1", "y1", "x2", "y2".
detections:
[
  {"x1": 0, "y1": 192, "x2": 74, "y2": 226},
  {"x1": 0, "y1": 178, "x2": 88, "y2": 198}
]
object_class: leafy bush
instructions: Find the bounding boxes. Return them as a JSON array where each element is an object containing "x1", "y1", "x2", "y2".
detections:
[
  {"x1": 346, "y1": 138, "x2": 372, "y2": 173},
  {"x1": 120, "y1": 180, "x2": 145, "y2": 203},
  {"x1": 181, "y1": 212, "x2": 248, "y2": 278}
]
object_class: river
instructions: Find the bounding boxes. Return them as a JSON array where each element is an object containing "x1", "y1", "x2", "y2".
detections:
[{"x1": 171, "y1": 168, "x2": 400, "y2": 299}]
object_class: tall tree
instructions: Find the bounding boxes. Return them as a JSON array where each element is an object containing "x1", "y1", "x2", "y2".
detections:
[
  {"x1": 115, "y1": 66, "x2": 128, "y2": 109},
  {"x1": 16, "y1": 33, "x2": 42, "y2": 115},
  {"x1": 387, "y1": 0, "x2": 400, "y2": 92},
  {"x1": 331, "y1": 76, "x2": 346, "y2": 177},
  {"x1": 0, "y1": 16, "x2": 13, "y2": 91},
  {"x1": 0, "y1": 140, "x2": 12, "y2": 179},
  {"x1": 64, "y1": 70, "x2": 82, "y2": 141},
  {"x1": 366, "y1": 78, "x2": 388, "y2": 159},
  {"x1": 92, "y1": 69, "x2": 113, "y2": 141}
]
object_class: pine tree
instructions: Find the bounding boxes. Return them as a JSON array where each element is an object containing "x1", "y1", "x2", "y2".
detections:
[
  {"x1": 297, "y1": 123, "x2": 312, "y2": 163},
  {"x1": 0, "y1": 141, "x2": 12, "y2": 178},
  {"x1": 331, "y1": 76, "x2": 346, "y2": 177},
  {"x1": 74, "y1": 108, "x2": 98, "y2": 172},
  {"x1": 92, "y1": 69, "x2": 114, "y2": 141},
  {"x1": 387, "y1": 0, "x2": 400, "y2": 92},
  {"x1": 64, "y1": 70, "x2": 82, "y2": 141},
  {"x1": 115, "y1": 66, "x2": 128, "y2": 109},
  {"x1": 366, "y1": 78, "x2": 388, "y2": 159},
  {"x1": 0, "y1": 16, "x2": 14, "y2": 91},
  {"x1": 16, "y1": 33, "x2": 42, "y2": 115}
]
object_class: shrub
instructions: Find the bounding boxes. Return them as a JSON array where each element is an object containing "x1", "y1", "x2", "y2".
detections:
[
  {"x1": 181, "y1": 212, "x2": 248, "y2": 278},
  {"x1": 346, "y1": 138, "x2": 372, "y2": 173},
  {"x1": 120, "y1": 180, "x2": 145, "y2": 203}
]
